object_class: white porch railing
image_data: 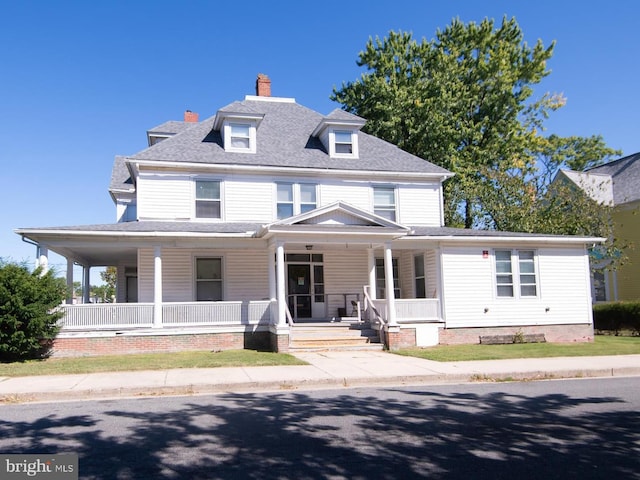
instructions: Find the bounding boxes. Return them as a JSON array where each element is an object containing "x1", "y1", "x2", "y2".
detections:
[
  {"x1": 61, "y1": 303, "x2": 154, "y2": 330},
  {"x1": 60, "y1": 300, "x2": 272, "y2": 330},
  {"x1": 371, "y1": 298, "x2": 441, "y2": 323},
  {"x1": 162, "y1": 301, "x2": 271, "y2": 327}
]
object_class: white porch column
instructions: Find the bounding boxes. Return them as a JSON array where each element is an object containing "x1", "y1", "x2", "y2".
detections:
[
  {"x1": 276, "y1": 242, "x2": 286, "y2": 326},
  {"x1": 153, "y1": 246, "x2": 163, "y2": 328},
  {"x1": 384, "y1": 242, "x2": 398, "y2": 326},
  {"x1": 66, "y1": 259, "x2": 74, "y2": 304},
  {"x1": 38, "y1": 246, "x2": 49, "y2": 275},
  {"x1": 367, "y1": 248, "x2": 377, "y2": 300},
  {"x1": 268, "y1": 245, "x2": 276, "y2": 302},
  {"x1": 82, "y1": 265, "x2": 91, "y2": 304},
  {"x1": 268, "y1": 245, "x2": 277, "y2": 326}
]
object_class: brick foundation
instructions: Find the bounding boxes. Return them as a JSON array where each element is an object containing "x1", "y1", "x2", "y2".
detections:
[
  {"x1": 438, "y1": 324, "x2": 594, "y2": 345},
  {"x1": 270, "y1": 332, "x2": 290, "y2": 353},
  {"x1": 385, "y1": 327, "x2": 416, "y2": 351},
  {"x1": 52, "y1": 330, "x2": 271, "y2": 357}
]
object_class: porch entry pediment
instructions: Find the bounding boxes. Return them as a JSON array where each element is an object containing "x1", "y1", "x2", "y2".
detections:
[{"x1": 259, "y1": 201, "x2": 411, "y2": 235}]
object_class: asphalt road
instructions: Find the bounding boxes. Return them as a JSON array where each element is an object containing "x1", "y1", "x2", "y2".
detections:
[{"x1": 0, "y1": 377, "x2": 638, "y2": 479}]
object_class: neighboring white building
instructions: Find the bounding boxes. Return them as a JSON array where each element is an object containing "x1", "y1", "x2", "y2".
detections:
[{"x1": 16, "y1": 75, "x2": 600, "y2": 355}]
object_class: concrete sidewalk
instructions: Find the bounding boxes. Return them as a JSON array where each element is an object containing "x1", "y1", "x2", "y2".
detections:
[{"x1": 0, "y1": 352, "x2": 639, "y2": 404}]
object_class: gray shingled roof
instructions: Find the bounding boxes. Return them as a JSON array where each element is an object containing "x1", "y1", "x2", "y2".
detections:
[
  {"x1": 109, "y1": 156, "x2": 134, "y2": 192},
  {"x1": 147, "y1": 120, "x2": 195, "y2": 135},
  {"x1": 19, "y1": 221, "x2": 263, "y2": 234},
  {"x1": 408, "y1": 226, "x2": 577, "y2": 239},
  {"x1": 585, "y1": 152, "x2": 640, "y2": 205},
  {"x1": 18, "y1": 221, "x2": 588, "y2": 241},
  {"x1": 125, "y1": 98, "x2": 451, "y2": 175}
]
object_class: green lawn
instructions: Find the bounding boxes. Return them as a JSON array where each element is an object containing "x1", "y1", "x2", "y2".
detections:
[
  {"x1": 0, "y1": 350, "x2": 307, "y2": 377},
  {"x1": 394, "y1": 335, "x2": 640, "y2": 362}
]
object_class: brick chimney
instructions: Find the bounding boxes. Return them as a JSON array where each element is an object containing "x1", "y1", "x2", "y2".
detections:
[
  {"x1": 256, "y1": 74, "x2": 271, "y2": 97},
  {"x1": 184, "y1": 110, "x2": 199, "y2": 122}
]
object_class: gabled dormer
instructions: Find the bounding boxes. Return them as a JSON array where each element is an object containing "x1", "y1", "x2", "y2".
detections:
[
  {"x1": 213, "y1": 108, "x2": 264, "y2": 154},
  {"x1": 146, "y1": 110, "x2": 199, "y2": 147},
  {"x1": 312, "y1": 109, "x2": 366, "y2": 159}
]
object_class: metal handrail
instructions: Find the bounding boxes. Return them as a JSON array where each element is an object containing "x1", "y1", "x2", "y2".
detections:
[{"x1": 363, "y1": 285, "x2": 386, "y2": 327}]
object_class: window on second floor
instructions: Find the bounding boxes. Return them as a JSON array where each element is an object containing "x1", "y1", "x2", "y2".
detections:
[
  {"x1": 195, "y1": 180, "x2": 221, "y2": 219},
  {"x1": 373, "y1": 186, "x2": 396, "y2": 221},
  {"x1": 277, "y1": 183, "x2": 317, "y2": 219}
]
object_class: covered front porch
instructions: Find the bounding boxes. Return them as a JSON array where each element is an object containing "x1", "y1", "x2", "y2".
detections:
[{"x1": 18, "y1": 203, "x2": 446, "y2": 353}]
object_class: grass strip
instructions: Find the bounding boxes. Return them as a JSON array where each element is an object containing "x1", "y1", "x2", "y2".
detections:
[
  {"x1": 394, "y1": 335, "x2": 640, "y2": 362},
  {"x1": 0, "y1": 350, "x2": 307, "y2": 377}
]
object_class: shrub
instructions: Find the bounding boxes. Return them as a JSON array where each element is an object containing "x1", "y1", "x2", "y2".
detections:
[
  {"x1": 0, "y1": 261, "x2": 66, "y2": 361},
  {"x1": 593, "y1": 301, "x2": 640, "y2": 336}
]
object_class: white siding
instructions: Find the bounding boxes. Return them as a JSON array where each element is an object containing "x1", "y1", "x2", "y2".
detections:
[
  {"x1": 441, "y1": 245, "x2": 593, "y2": 328},
  {"x1": 397, "y1": 184, "x2": 441, "y2": 226},
  {"x1": 425, "y1": 249, "x2": 438, "y2": 298},
  {"x1": 137, "y1": 248, "x2": 270, "y2": 303},
  {"x1": 137, "y1": 174, "x2": 192, "y2": 220},
  {"x1": 133, "y1": 170, "x2": 444, "y2": 225},
  {"x1": 225, "y1": 177, "x2": 273, "y2": 222},
  {"x1": 320, "y1": 181, "x2": 371, "y2": 211},
  {"x1": 324, "y1": 250, "x2": 369, "y2": 317},
  {"x1": 138, "y1": 248, "x2": 193, "y2": 302},
  {"x1": 225, "y1": 250, "x2": 270, "y2": 300},
  {"x1": 398, "y1": 251, "x2": 413, "y2": 299}
]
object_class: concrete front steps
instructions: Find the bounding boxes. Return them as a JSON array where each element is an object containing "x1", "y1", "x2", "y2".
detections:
[{"x1": 289, "y1": 320, "x2": 384, "y2": 352}]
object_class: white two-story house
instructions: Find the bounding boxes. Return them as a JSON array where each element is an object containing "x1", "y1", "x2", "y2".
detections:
[{"x1": 16, "y1": 75, "x2": 600, "y2": 356}]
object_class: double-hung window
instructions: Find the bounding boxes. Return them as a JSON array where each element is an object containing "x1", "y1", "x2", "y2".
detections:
[
  {"x1": 195, "y1": 257, "x2": 223, "y2": 301},
  {"x1": 414, "y1": 254, "x2": 426, "y2": 298},
  {"x1": 276, "y1": 183, "x2": 317, "y2": 219},
  {"x1": 494, "y1": 250, "x2": 538, "y2": 298},
  {"x1": 518, "y1": 250, "x2": 537, "y2": 297},
  {"x1": 195, "y1": 180, "x2": 221, "y2": 219},
  {"x1": 373, "y1": 186, "x2": 396, "y2": 221},
  {"x1": 334, "y1": 131, "x2": 353, "y2": 154},
  {"x1": 230, "y1": 123, "x2": 250, "y2": 149},
  {"x1": 376, "y1": 258, "x2": 401, "y2": 299}
]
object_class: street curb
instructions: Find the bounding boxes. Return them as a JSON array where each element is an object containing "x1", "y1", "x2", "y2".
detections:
[{"x1": 2, "y1": 367, "x2": 639, "y2": 404}]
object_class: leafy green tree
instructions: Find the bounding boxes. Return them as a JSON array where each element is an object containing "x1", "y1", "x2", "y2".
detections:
[
  {"x1": 93, "y1": 266, "x2": 117, "y2": 302},
  {"x1": 0, "y1": 261, "x2": 66, "y2": 361},
  {"x1": 332, "y1": 17, "x2": 620, "y2": 233}
]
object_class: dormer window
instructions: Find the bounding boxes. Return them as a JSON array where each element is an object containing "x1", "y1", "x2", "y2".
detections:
[
  {"x1": 214, "y1": 110, "x2": 264, "y2": 154},
  {"x1": 312, "y1": 109, "x2": 366, "y2": 159},
  {"x1": 223, "y1": 121, "x2": 256, "y2": 153},
  {"x1": 328, "y1": 129, "x2": 358, "y2": 158},
  {"x1": 230, "y1": 123, "x2": 251, "y2": 149},
  {"x1": 334, "y1": 131, "x2": 354, "y2": 154}
]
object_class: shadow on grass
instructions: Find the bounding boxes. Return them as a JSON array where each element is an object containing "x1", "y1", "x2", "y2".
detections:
[{"x1": 0, "y1": 383, "x2": 637, "y2": 479}]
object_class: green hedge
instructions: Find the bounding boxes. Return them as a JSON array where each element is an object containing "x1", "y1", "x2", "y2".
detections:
[{"x1": 593, "y1": 301, "x2": 640, "y2": 335}]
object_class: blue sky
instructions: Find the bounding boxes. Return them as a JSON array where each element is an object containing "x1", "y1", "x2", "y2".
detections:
[{"x1": 1, "y1": 1, "x2": 638, "y2": 283}]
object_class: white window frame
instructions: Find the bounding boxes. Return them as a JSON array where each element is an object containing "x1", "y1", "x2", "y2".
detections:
[
  {"x1": 194, "y1": 257, "x2": 224, "y2": 302},
  {"x1": 373, "y1": 185, "x2": 397, "y2": 222},
  {"x1": 223, "y1": 120, "x2": 257, "y2": 153},
  {"x1": 329, "y1": 129, "x2": 358, "y2": 158},
  {"x1": 375, "y1": 257, "x2": 401, "y2": 299},
  {"x1": 493, "y1": 249, "x2": 539, "y2": 299},
  {"x1": 414, "y1": 254, "x2": 426, "y2": 298},
  {"x1": 276, "y1": 182, "x2": 318, "y2": 219},
  {"x1": 194, "y1": 179, "x2": 223, "y2": 220}
]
